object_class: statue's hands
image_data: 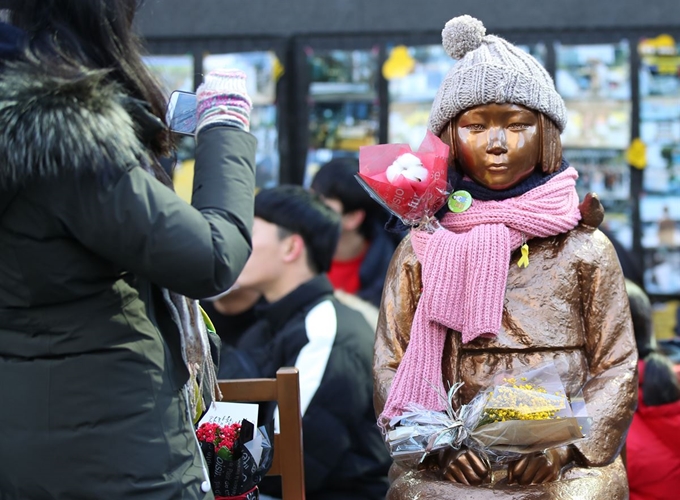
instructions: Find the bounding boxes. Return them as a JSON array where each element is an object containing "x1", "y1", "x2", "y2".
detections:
[
  {"x1": 507, "y1": 446, "x2": 574, "y2": 485},
  {"x1": 439, "y1": 448, "x2": 490, "y2": 486}
]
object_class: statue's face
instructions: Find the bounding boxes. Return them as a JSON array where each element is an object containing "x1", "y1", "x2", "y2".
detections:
[{"x1": 455, "y1": 103, "x2": 540, "y2": 190}]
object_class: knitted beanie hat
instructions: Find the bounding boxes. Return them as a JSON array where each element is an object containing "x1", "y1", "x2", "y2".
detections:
[{"x1": 428, "y1": 15, "x2": 567, "y2": 135}]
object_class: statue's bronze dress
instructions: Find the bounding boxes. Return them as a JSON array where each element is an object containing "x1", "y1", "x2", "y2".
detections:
[{"x1": 374, "y1": 205, "x2": 637, "y2": 499}]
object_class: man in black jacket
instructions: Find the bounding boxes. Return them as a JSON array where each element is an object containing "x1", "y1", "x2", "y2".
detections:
[{"x1": 221, "y1": 185, "x2": 390, "y2": 500}]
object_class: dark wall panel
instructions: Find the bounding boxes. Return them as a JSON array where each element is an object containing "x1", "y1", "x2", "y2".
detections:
[{"x1": 137, "y1": 0, "x2": 680, "y2": 39}]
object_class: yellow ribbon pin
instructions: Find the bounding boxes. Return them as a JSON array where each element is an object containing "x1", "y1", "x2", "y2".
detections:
[{"x1": 517, "y1": 243, "x2": 530, "y2": 268}]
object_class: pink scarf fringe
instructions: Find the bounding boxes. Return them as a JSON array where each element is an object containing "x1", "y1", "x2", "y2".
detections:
[{"x1": 380, "y1": 167, "x2": 582, "y2": 422}]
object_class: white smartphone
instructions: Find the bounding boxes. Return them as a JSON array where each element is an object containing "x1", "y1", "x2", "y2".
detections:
[{"x1": 166, "y1": 90, "x2": 197, "y2": 135}]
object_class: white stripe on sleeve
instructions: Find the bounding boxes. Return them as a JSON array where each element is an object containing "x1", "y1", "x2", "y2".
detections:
[{"x1": 274, "y1": 299, "x2": 337, "y2": 431}]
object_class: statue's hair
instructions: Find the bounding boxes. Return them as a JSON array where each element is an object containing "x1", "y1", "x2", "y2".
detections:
[{"x1": 441, "y1": 111, "x2": 562, "y2": 175}]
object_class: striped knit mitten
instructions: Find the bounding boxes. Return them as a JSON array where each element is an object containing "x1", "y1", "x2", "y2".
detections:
[{"x1": 196, "y1": 69, "x2": 252, "y2": 134}]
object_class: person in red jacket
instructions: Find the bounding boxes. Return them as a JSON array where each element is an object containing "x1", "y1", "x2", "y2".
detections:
[
  {"x1": 627, "y1": 354, "x2": 680, "y2": 500},
  {"x1": 625, "y1": 281, "x2": 680, "y2": 499}
]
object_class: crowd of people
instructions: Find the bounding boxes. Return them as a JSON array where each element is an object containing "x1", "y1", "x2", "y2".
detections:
[{"x1": 0, "y1": 2, "x2": 679, "y2": 500}]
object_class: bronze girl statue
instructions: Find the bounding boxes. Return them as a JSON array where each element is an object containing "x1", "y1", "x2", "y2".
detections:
[{"x1": 374, "y1": 15, "x2": 637, "y2": 499}]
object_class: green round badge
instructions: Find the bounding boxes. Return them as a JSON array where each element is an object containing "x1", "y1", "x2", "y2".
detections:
[{"x1": 448, "y1": 190, "x2": 472, "y2": 213}]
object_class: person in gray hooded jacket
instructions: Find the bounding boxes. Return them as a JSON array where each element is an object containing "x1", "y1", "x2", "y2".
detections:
[{"x1": 0, "y1": 1, "x2": 256, "y2": 499}]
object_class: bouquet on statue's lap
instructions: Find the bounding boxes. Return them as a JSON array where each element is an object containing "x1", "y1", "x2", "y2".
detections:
[
  {"x1": 384, "y1": 362, "x2": 591, "y2": 468},
  {"x1": 356, "y1": 130, "x2": 450, "y2": 230},
  {"x1": 196, "y1": 419, "x2": 273, "y2": 500}
]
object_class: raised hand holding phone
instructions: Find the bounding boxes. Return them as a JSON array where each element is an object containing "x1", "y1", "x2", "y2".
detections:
[
  {"x1": 166, "y1": 70, "x2": 252, "y2": 136},
  {"x1": 195, "y1": 69, "x2": 252, "y2": 134}
]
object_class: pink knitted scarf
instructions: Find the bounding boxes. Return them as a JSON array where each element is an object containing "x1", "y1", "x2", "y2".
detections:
[{"x1": 380, "y1": 167, "x2": 582, "y2": 422}]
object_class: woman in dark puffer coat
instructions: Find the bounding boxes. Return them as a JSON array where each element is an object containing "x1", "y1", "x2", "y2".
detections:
[{"x1": 0, "y1": 1, "x2": 256, "y2": 498}]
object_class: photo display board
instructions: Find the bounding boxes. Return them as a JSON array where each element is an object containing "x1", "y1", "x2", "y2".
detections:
[
  {"x1": 556, "y1": 42, "x2": 634, "y2": 250},
  {"x1": 639, "y1": 36, "x2": 680, "y2": 295},
  {"x1": 304, "y1": 47, "x2": 380, "y2": 186}
]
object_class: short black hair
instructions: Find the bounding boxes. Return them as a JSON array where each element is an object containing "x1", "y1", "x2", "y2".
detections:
[
  {"x1": 642, "y1": 352, "x2": 680, "y2": 406},
  {"x1": 311, "y1": 157, "x2": 382, "y2": 239},
  {"x1": 254, "y1": 185, "x2": 341, "y2": 274},
  {"x1": 625, "y1": 280, "x2": 654, "y2": 359}
]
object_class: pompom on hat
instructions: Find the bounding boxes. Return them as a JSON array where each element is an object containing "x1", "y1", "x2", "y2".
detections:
[{"x1": 428, "y1": 15, "x2": 567, "y2": 135}]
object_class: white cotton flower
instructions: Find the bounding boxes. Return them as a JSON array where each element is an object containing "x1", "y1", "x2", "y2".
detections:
[{"x1": 386, "y1": 153, "x2": 429, "y2": 183}]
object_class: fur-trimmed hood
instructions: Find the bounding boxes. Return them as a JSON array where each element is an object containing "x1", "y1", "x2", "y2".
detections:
[{"x1": 0, "y1": 59, "x2": 151, "y2": 191}]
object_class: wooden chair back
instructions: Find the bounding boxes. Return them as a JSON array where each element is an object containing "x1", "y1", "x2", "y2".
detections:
[{"x1": 218, "y1": 367, "x2": 305, "y2": 500}]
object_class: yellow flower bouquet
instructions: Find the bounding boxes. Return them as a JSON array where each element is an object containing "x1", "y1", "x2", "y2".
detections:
[{"x1": 385, "y1": 362, "x2": 590, "y2": 465}]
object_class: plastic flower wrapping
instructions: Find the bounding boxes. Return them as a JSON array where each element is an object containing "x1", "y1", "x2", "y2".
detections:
[
  {"x1": 197, "y1": 419, "x2": 274, "y2": 500},
  {"x1": 385, "y1": 362, "x2": 591, "y2": 468},
  {"x1": 356, "y1": 130, "x2": 450, "y2": 230}
]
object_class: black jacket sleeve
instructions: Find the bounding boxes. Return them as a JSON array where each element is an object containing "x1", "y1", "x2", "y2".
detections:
[{"x1": 56, "y1": 126, "x2": 257, "y2": 299}]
